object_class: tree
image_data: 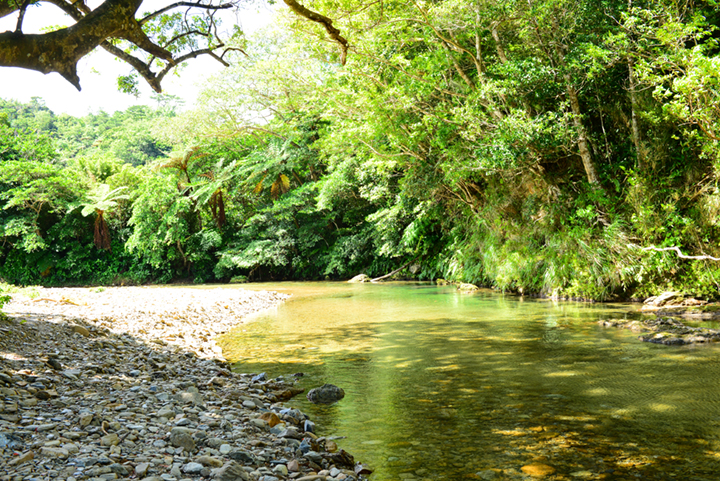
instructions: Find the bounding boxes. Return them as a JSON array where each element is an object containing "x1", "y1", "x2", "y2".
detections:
[
  {"x1": 0, "y1": 159, "x2": 83, "y2": 252},
  {"x1": 0, "y1": 0, "x2": 350, "y2": 94},
  {"x1": 79, "y1": 183, "x2": 129, "y2": 250},
  {"x1": 191, "y1": 158, "x2": 240, "y2": 229}
]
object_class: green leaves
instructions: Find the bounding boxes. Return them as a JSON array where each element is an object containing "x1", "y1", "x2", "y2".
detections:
[{"x1": 80, "y1": 184, "x2": 130, "y2": 217}]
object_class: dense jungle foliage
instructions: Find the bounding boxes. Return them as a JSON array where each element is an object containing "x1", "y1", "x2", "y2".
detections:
[{"x1": 3, "y1": 0, "x2": 720, "y2": 300}]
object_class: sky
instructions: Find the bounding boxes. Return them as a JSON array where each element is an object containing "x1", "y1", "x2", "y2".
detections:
[{"x1": 0, "y1": 1, "x2": 273, "y2": 116}]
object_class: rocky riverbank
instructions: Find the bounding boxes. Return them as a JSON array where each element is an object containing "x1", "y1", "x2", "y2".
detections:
[{"x1": 0, "y1": 287, "x2": 369, "y2": 481}]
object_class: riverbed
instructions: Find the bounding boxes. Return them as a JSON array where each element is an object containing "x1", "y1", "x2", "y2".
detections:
[{"x1": 220, "y1": 282, "x2": 720, "y2": 480}]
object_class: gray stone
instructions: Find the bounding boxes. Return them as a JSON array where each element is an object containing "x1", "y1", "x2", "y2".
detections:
[
  {"x1": 0, "y1": 432, "x2": 22, "y2": 450},
  {"x1": 212, "y1": 461, "x2": 250, "y2": 481},
  {"x1": 171, "y1": 464, "x2": 183, "y2": 478},
  {"x1": 206, "y1": 437, "x2": 224, "y2": 448},
  {"x1": 41, "y1": 446, "x2": 69, "y2": 458},
  {"x1": 170, "y1": 426, "x2": 197, "y2": 436},
  {"x1": 249, "y1": 418, "x2": 267, "y2": 429},
  {"x1": 62, "y1": 369, "x2": 82, "y2": 380},
  {"x1": 278, "y1": 427, "x2": 302, "y2": 440},
  {"x1": 135, "y1": 462, "x2": 150, "y2": 477},
  {"x1": 63, "y1": 443, "x2": 80, "y2": 454},
  {"x1": 157, "y1": 407, "x2": 175, "y2": 419},
  {"x1": 173, "y1": 392, "x2": 204, "y2": 405},
  {"x1": 227, "y1": 451, "x2": 254, "y2": 464},
  {"x1": 109, "y1": 463, "x2": 131, "y2": 476},
  {"x1": 303, "y1": 419, "x2": 315, "y2": 433},
  {"x1": 183, "y1": 462, "x2": 205, "y2": 474},
  {"x1": 79, "y1": 413, "x2": 94, "y2": 427},
  {"x1": 169, "y1": 431, "x2": 195, "y2": 452},
  {"x1": 304, "y1": 451, "x2": 323, "y2": 463}
]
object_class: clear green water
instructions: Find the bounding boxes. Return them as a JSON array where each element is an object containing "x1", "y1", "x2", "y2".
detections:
[{"x1": 219, "y1": 282, "x2": 720, "y2": 480}]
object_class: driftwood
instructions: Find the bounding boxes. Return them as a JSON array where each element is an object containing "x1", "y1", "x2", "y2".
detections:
[
  {"x1": 32, "y1": 297, "x2": 82, "y2": 306},
  {"x1": 628, "y1": 244, "x2": 720, "y2": 262},
  {"x1": 371, "y1": 259, "x2": 417, "y2": 283}
]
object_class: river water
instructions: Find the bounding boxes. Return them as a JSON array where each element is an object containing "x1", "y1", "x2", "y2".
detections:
[{"x1": 218, "y1": 282, "x2": 720, "y2": 480}]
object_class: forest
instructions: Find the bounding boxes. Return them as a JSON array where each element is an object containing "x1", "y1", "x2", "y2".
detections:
[{"x1": 2, "y1": 0, "x2": 720, "y2": 301}]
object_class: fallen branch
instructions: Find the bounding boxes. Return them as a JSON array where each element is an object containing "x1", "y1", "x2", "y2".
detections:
[
  {"x1": 628, "y1": 244, "x2": 720, "y2": 262},
  {"x1": 371, "y1": 259, "x2": 417, "y2": 283},
  {"x1": 31, "y1": 298, "x2": 82, "y2": 306}
]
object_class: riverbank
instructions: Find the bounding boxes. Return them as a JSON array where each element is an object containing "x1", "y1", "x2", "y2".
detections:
[{"x1": 0, "y1": 286, "x2": 367, "y2": 481}]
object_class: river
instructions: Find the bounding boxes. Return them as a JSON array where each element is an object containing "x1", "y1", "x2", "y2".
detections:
[{"x1": 218, "y1": 282, "x2": 720, "y2": 480}]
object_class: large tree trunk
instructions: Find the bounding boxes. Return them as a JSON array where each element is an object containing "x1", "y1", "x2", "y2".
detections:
[
  {"x1": 565, "y1": 77, "x2": 600, "y2": 185},
  {"x1": 550, "y1": 13, "x2": 601, "y2": 186},
  {"x1": 628, "y1": 60, "x2": 647, "y2": 171}
]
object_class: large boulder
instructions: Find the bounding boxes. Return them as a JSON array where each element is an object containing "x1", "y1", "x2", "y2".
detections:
[
  {"x1": 641, "y1": 291, "x2": 707, "y2": 311},
  {"x1": 347, "y1": 274, "x2": 371, "y2": 283},
  {"x1": 644, "y1": 291, "x2": 685, "y2": 307},
  {"x1": 306, "y1": 383, "x2": 345, "y2": 404}
]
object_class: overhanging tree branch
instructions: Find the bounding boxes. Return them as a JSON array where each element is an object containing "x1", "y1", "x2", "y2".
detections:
[
  {"x1": 629, "y1": 244, "x2": 720, "y2": 262},
  {"x1": 0, "y1": 0, "x2": 237, "y2": 92},
  {"x1": 139, "y1": 1, "x2": 234, "y2": 24},
  {"x1": 0, "y1": 0, "x2": 147, "y2": 89},
  {"x1": 0, "y1": 0, "x2": 350, "y2": 92},
  {"x1": 281, "y1": 0, "x2": 349, "y2": 65}
]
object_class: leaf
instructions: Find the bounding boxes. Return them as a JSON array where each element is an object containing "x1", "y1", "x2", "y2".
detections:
[
  {"x1": 280, "y1": 174, "x2": 290, "y2": 193},
  {"x1": 81, "y1": 205, "x2": 97, "y2": 217},
  {"x1": 254, "y1": 174, "x2": 267, "y2": 195}
]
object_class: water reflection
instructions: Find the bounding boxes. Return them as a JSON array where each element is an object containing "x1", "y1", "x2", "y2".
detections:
[{"x1": 220, "y1": 282, "x2": 720, "y2": 480}]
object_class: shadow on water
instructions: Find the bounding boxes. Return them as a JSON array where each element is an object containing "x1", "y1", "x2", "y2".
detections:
[{"x1": 220, "y1": 282, "x2": 720, "y2": 480}]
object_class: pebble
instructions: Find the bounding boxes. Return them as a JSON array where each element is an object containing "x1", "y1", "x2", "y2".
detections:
[{"x1": 0, "y1": 287, "x2": 366, "y2": 481}]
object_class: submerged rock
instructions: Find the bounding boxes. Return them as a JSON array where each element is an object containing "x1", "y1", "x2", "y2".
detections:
[
  {"x1": 521, "y1": 463, "x2": 556, "y2": 477},
  {"x1": 306, "y1": 383, "x2": 345, "y2": 404},
  {"x1": 599, "y1": 317, "x2": 720, "y2": 345},
  {"x1": 457, "y1": 283, "x2": 479, "y2": 292}
]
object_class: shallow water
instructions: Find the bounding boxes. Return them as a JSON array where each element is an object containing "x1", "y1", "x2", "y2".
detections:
[{"x1": 219, "y1": 282, "x2": 720, "y2": 480}]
